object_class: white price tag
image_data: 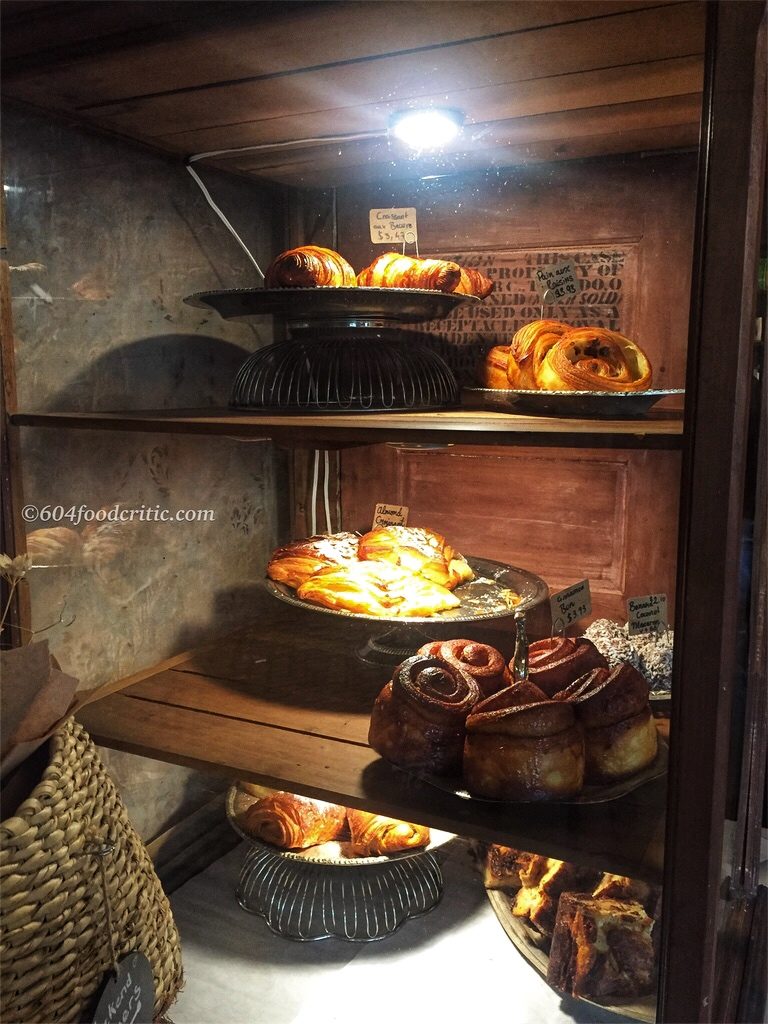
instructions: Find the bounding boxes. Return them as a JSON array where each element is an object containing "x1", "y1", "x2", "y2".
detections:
[
  {"x1": 550, "y1": 580, "x2": 592, "y2": 633},
  {"x1": 372, "y1": 503, "x2": 409, "y2": 529},
  {"x1": 627, "y1": 593, "x2": 668, "y2": 635},
  {"x1": 534, "y1": 259, "x2": 578, "y2": 303},
  {"x1": 369, "y1": 208, "x2": 418, "y2": 246}
]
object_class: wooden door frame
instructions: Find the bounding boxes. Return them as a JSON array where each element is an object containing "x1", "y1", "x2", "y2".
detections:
[{"x1": 659, "y1": 2, "x2": 767, "y2": 1021}]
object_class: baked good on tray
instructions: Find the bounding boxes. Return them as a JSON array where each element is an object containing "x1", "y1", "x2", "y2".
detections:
[
  {"x1": 266, "y1": 532, "x2": 360, "y2": 589},
  {"x1": 297, "y1": 560, "x2": 461, "y2": 616},
  {"x1": 357, "y1": 252, "x2": 462, "y2": 292},
  {"x1": 547, "y1": 893, "x2": 657, "y2": 999},
  {"x1": 368, "y1": 653, "x2": 480, "y2": 775},
  {"x1": 483, "y1": 844, "x2": 540, "y2": 891},
  {"x1": 346, "y1": 808, "x2": 430, "y2": 857},
  {"x1": 454, "y1": 266, "x2": 495, "y2": 299},
  {"x1": 368, "y1": 629, "x2": 660, "y2": 800},
  {"x1": 479, "y1": 318, "x2": 653, "y2": 392},
  {"x1": 554, "y1": 663, "x2": 658, "y2": 783},
  {"x1": 463, "y1": 692, "x2": 585, "y2": 801},
  {"x1": 417, "y1": 639, "x2": 511, "y2": 699},
  {"x1": 358, "y1": 524, "x2": 473, "y2": 591},
  {"x1": 264, "y1": 245, "x2": 357, "y2": 288},
  {"x1": 526, "y1": 636, "x2": 608, "y2": 697},
  {"x1": 242, "y1": 791, "x2": 347, "y2": 850},
  {"x1": 513, "y1": 858, "x2": 602, "y2": 938},
  {"x1": 25, "y1": 526, "x2": 82, "y2": 565},
  {"x1": 267, "y1": 526, "x2": 482, "y2": 617}
]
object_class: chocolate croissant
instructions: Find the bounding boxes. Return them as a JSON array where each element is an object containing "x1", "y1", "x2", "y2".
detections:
[
  {"x1": 525, "y1": 636, "x2": 608, "y2": 697},
  {"x1": 346, "y1": 808, "x2": 430, "y2": 857},
  {"x1": 454, "y1": 266, "x2": 495, "y2": 299},
  {"x1": 368, "y1": 654, "x2": 480, "y2": 775},
  {"x1": 358, "y1": 524, "x2": 473, "y2": 590},
  {"x1": 555, "y1": 663, "x2": 658, "y2": 783},
  {"x1": 463, "y1": 698, "x2": 585, "y2": 801},
  {"x1": 357, "y1": 252, "x2": 462, "y2": 293},
  {"x1": 264, "y1": 245, "x2": 357, "y2": 288},
  {"x1": 418, "y1": 639, "x2": 510, "y2": 700},
  {"x1": 242, "y1": 791, "x2": 347, "y2": 849}
]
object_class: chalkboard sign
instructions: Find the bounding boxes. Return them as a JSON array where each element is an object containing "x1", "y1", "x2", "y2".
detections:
[{"x1": 92, "y1": 951, "x2": 154, "y2": 1024}]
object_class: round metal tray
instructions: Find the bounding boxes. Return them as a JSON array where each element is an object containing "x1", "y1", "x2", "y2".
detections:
[
  {"x1": 385, "y1": 736, "x2": 668, "y2": 806},
  {"x1": 462, "y1": 387, "x2": 684, "y2": 419},
  {"x1": 266, "y1": 554, "x2": 549, "y2": 625},
  {"x1": 185, "y1": 286, "x2": 479, "y2": 324}
]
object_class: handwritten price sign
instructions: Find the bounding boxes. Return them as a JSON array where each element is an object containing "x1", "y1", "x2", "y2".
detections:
[
  {"x1": 369, "y1": 208, "x2": 418, "y2": 245},
  {"x1": 534, "y1": 259, "x2": 578, "y2": 303},
  {"x1": 550, "y1": 580, "x2": 592, "y2": 633},
  {"x1": 627, "y1": 593, "x2": 668, "y2": 635}
]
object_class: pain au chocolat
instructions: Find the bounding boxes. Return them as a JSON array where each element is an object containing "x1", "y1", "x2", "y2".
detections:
[
  {"x1": 368, "y1": 654, "x2": 480, "y2": 775},
  {"x1": 242, "y1": 791, "x2": 347, "y2": 850},
  {"x1": 346, "y1": 809, "x2": 429, "y2": 857},
  {"x1": 264, "y1": 245, "x2": 357, "y2": 288}
]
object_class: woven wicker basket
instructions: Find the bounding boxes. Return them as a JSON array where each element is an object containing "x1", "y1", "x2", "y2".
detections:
[{"x1": 0, "y1": 718, "x2": 183, "y2": 1023}]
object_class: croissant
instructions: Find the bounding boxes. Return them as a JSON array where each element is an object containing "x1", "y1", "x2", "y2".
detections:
[
  {"x1": 454, "y1": 266, "x2": 495, "y2": 299},
  {"x1": 479, "y1": 345, "x2": 513, "y2": 389},
  {"x1": 536, "y1": 326, "x2": 652, "y2": 392},
  {"x1": 357, "y1": 252, "x2": 462, "y2": 293},
  {"x1": 368, "y1": 654, "x2": 480, "y2": 775},
  {"x1": 507, "y1": 319, "x2": 570, "y2": 389},
  {"x1": 346, "y1": 808, "x2": 430, "y2": 857},
  {"x1": 242, "y1": 791, "x2": 347, "y2": 849},
  {"x1": 525, "y1": 636, "x2": 608, "y2": 698},
  {"x1": 358, "y1": 525, "x2": 473, "y2": 590},
  {"x1": 296, "y1": 560, "x2": 461, "y2": 617},
  {"x1": 266, "y1": 532, "x2": 360, "y2": 589},
  {"x1": 555, "y1": 663, "x2": 658, "y2": 783},
  {"x1": 463, "y1": 699, "x2": 585, "y2": 800},
  {"x1": 264, "y1": 245, "x2": 357, "y2": 288},
  {"x1": 418, "y1": 639, "x2": 510, "y2": 700}
]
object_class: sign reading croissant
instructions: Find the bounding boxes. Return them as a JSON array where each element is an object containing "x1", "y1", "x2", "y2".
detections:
[{"x1": 422, "y1": 246, "x2": 638, "y2": 346}]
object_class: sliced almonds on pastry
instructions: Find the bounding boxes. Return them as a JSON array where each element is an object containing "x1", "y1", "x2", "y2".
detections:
[{"x1": 296, "y1": 561, "x2": 460, "y2": 617}]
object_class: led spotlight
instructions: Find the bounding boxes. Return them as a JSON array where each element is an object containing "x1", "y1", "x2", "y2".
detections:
[{"x1": 389, "y1": 108, "x2": 464, "y2": 151}]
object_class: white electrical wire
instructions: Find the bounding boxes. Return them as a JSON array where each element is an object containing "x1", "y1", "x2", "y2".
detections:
[
  {"x1": 323, "y1": 450, "x2": 333, "y2": 534},
  {"x1": 310, "y1": 449, "x2": 320, "y2": 536},
  {"x1": 185, "y1": 130, "x2": 387, "y2": 279}
]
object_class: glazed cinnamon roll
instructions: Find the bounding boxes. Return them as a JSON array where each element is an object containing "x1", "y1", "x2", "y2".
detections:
[
  {"x1": 242, "y1": 791, "x2": 346, "y2": 849},
  {"x1": 368, "y1": 654, "x2": 480, "y2": 775},
  {"x1": 418, "y1": 639, "x2": 511, "y2": 700},
  {"x1": 357, "y1": 252, "x2": 462, "y2": 293},
  {"x1": 555, "y1": 663, "x2": 658, "y2": 783},
  {"x1": 346, "y1": 809, "x2": 430, "y2": 857},
  {"x1": 264, "y1": 245, "x2": 357, "y2": 288},
  {"x1": 463, "y1": 700, "x2": 585, "y2": 801},
  {"x1": 525, "y1": 636, "x2": 608, "y2": 697}
]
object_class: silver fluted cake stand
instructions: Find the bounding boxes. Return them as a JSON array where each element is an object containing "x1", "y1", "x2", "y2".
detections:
[{"x1": 227, "y1": 787, "x2": 451, "y2": 942}]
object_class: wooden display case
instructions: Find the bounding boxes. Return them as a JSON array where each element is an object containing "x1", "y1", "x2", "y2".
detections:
[{"x1": 1, "y1": 3, "x2": 765, "y2": 1022}]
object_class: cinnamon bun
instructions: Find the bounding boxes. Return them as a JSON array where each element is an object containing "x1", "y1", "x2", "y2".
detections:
[{"x1": 368, "y1": 654, "x2": 480, "y2": 775}]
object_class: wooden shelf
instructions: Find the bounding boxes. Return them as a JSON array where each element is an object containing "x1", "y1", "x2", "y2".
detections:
[
  {"x1": 77, "y1": 597, "x2": 666, "y2": 881},
  {"x1": 12, "y1": 407, "x2": 684, "y2": 449}
]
